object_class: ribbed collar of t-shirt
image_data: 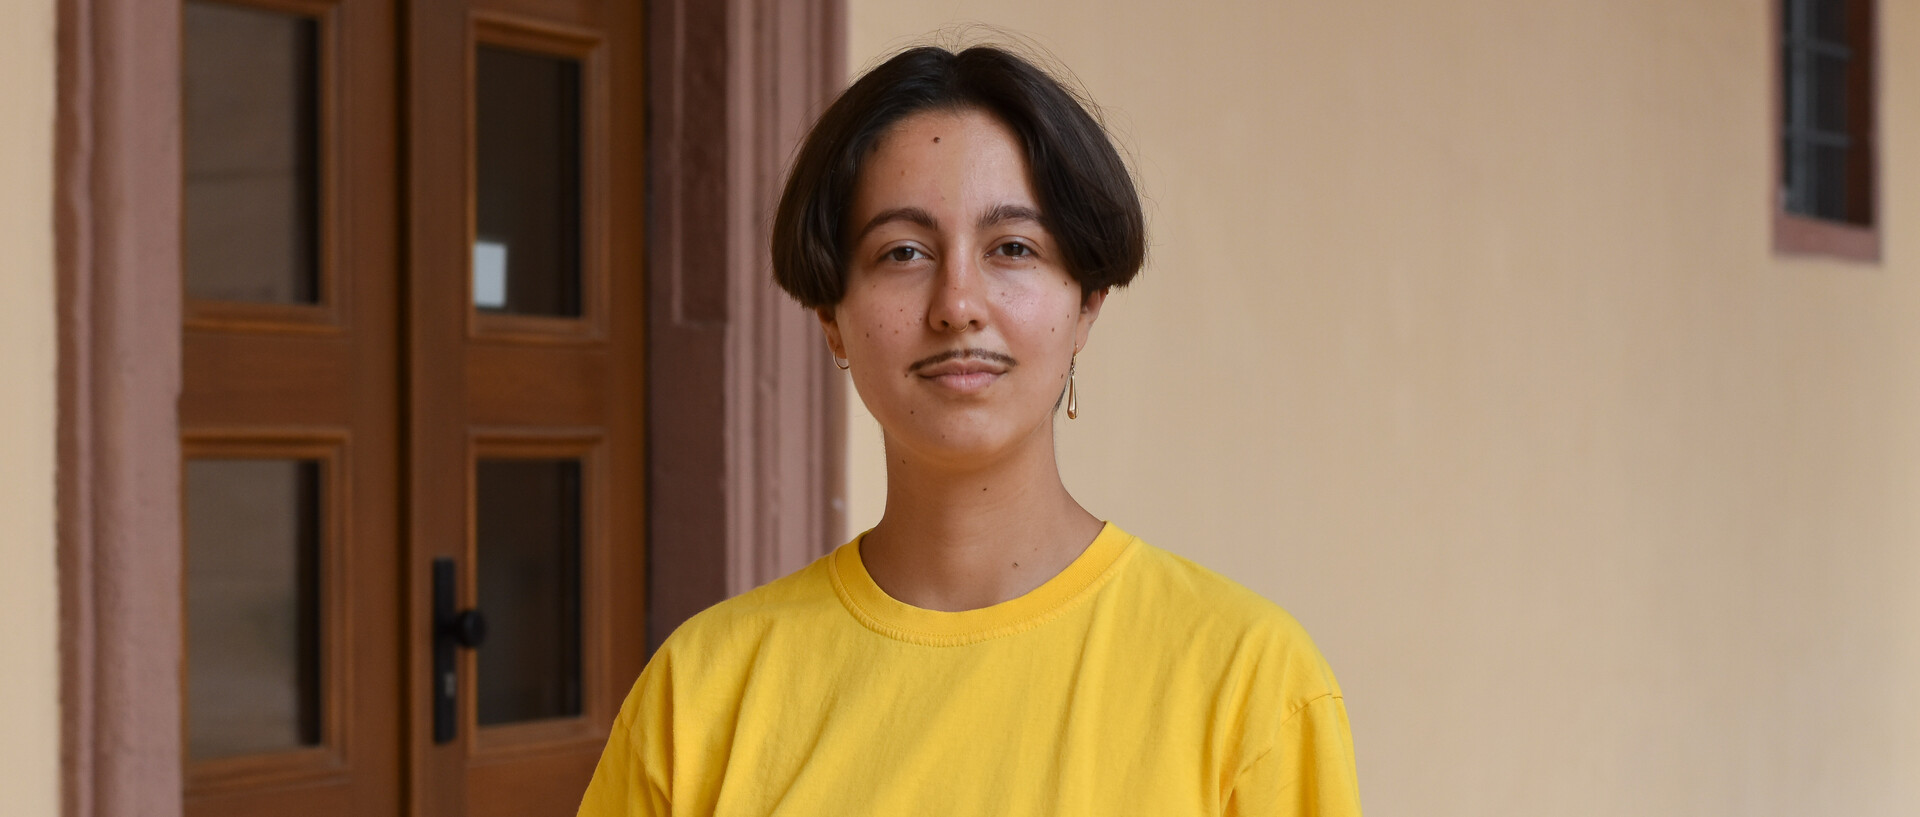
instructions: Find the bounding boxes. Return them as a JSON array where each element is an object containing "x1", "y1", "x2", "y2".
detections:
[{"x1": 828, "y1": 521, "x2": 1139, "y2": 647}]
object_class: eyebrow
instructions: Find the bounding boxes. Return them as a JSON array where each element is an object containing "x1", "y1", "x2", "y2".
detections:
[
  {"x1": 853, "y1": 203, "x2": 1048, "y2": 243},
  {"x1": 977, "y1": 203, "x2": 1044, "y2": 231},
  {"x1": 855, "y1": 207, "x2": 937, "y2": 243}
]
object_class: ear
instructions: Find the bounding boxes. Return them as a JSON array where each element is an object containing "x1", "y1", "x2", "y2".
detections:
[
  {"x1": 815, "y1": 306, "x2": 847, "y2": 360},
  {"x1": 1073, "y1": 287, "x2": 1108, "y2": 353}
]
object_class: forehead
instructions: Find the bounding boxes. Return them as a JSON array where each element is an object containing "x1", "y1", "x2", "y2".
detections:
[{"x1": 850, "y1": 108, "x2": 1038, "y2": 220}]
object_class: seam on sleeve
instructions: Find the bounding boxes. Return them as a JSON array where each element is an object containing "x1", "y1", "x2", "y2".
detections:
[{"x1": 1237, "y1": 692, "x2": 1344, "y2": 778}]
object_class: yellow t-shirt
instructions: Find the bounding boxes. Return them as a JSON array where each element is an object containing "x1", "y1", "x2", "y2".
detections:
[{"x1": 577, "y1": 523, "x2": 1361, "y2": 816}]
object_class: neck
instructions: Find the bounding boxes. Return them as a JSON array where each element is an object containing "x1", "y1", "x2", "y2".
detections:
[{"x1": 862, "y1": 422, "x2": 1104, "y2": 612}]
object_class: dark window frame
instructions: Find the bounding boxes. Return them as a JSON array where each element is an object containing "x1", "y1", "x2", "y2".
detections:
[{"x1": 1774, "y1": 0, "x2": 1880, "y2": 261}]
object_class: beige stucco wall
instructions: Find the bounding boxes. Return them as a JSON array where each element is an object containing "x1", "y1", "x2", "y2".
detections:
[
  {"x1": 844, "y1": 2, "x2": 1920, "y2": 814},
  {"x1": 0, "y1": 0, "x2": 60, "y2": 815}
]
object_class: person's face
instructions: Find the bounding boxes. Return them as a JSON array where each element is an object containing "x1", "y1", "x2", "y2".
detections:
[{"x1": 819, "y1": 107, "x2": 1106, "y2": 469}]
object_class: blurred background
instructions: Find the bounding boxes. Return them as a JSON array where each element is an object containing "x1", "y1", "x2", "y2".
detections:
[{"x1": 5, "y1": 0, "x2": 1915, "y2": 815}]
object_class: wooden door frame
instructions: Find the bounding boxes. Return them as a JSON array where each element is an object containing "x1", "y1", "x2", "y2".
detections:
[{"x1": 52, "y1": 0, "x2": 846, "y2": 814}]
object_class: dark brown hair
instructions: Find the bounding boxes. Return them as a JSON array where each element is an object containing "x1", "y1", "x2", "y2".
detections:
[{"x1": 771, "y1": 45, "x2": 1146, "y2": 308}]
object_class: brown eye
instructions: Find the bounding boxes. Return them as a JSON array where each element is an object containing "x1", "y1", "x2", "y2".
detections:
[
  {"x1": 885, "y1": 246, "x2": 924, "y2": 263},
  {"x1": 997, "y1": 241, "x2": 1031, "y2": 258}
]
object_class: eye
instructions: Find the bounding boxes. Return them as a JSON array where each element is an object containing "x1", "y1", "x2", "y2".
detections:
[
  {"x1": 995, "y1": 241, "x2": 1033, "y2": 258},
  {"x1": 884, "y1": 245, "x2": 925, "y2": 263}
]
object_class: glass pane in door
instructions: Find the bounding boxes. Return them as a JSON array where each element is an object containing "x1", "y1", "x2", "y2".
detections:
[
  {"x1": 185, "y1": 458, "x2": 324, "y2": 759},
  {"x1": 475, "y1": 458, "x2": 584, "y2": 725},
  {"x1": 183, "y1": 1, "x2": 321, "y2": 305},
  {"x1": 474, "y1": 46, "x2": 583, "y2": 316}
]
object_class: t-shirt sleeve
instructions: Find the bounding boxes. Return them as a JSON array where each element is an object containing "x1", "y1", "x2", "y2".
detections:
[
  {"x1": 1225, "y1": 693, "x2": 1362, "y2": 817},
  {"x1": 576, "y1": 658, "x2": 674, "y2": 817}
]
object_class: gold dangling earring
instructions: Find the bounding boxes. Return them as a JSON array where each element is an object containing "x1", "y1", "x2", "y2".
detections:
[{"x1": 1066, "y1": 354, "x2": 1078, "y2": 419}]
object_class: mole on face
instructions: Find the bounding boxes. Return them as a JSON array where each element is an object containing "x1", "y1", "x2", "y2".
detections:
[{"x1": 933, "y1": 136, "x2": 941, "y2": 143}]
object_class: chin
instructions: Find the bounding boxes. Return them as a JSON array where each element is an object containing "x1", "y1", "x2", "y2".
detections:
[{"x1": 884, "y1": 412, "x2": 1048, "y2": 469}]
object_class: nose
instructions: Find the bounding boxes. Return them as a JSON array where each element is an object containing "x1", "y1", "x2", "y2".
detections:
[{"x1": 927, "y1": 251, "x2": 988, "y2": 333}]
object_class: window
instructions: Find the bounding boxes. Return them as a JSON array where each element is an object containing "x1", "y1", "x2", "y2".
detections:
[{"x1": 1776, "y1": 0, "x2": 1878, "y2": 260}]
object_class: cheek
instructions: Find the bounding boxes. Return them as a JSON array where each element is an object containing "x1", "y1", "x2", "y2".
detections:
[
  {"x1": 839, "y1": 299, "x2": 922, "y2": 360},
  {"x1": 1000, "y1": 286, "x2": 1082, "y2": 347}
]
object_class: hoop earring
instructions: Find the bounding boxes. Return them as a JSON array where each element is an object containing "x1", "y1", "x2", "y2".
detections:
[
  {"x1": 1066, "y1": 354, "x2": 1078, "y2": 419},
  {"x1": 832, "y1": 355, "x2": 850, "y2": 371}
]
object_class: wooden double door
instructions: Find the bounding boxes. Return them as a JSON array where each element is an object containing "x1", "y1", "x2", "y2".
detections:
[{"x1": 178, "y1": 1, "x2": 645, "y2": 815}]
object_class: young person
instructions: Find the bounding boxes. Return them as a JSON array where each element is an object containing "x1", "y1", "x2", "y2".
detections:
[{"x1": 578, "y1": 44, "x2": 1361, "y2": 816}]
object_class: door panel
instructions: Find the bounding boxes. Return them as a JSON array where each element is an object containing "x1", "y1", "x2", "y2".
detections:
[
  {"x1": 182, "y1": 1, "x2": 323, "y2": 307},
  {"x1": 473, "y1": 44, "x2": 584, "y2": 319},
  {"x1": 408, "y1": 1, "x2": 647, "y2": 815},
  {"x1": 473, "y1": 455, "x2": 586, "y2": 727},
  {"x1": 184, "y1": 452, "x2": 326, "y2": 761},
  {"x1": 180, "y1": 1, "x2": 403, "y2": 816}
]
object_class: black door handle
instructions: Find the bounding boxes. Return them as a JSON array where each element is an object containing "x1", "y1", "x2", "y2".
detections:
[
  {"x1": 432, "y1": 557, "x2": 486, "y2": 744},
  {"x1": 447, "y1": 608, "x2": 488, "y2": 649}
]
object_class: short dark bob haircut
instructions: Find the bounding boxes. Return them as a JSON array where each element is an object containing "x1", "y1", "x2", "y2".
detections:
[{"x1": 771, "y1": 45, "x2": 1146, "y2": 309}]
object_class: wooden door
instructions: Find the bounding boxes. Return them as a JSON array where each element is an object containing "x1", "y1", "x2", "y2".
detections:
[
  {"x1": 179, "y1": 1, "x2": 404, "y2": 814},
  {"x1": 180, "y1": 0, "x2": 647, "y2": 814},
  {"x1": 405, "y1": 1, "x2": 648, "y2": 815}
]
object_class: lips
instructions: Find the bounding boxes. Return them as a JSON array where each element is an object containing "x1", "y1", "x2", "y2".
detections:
[
  {"x1": 915, "y1": 359, "x2": 1008, "y2": 378},
  {"x1": 912, "y1": 355, "x2": 1010, "y2": 393}
]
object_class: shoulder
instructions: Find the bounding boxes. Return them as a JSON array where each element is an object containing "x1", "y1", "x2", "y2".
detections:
[
  {"x1": 1115, "y1": 537, "x2": 1313, "y2": 640},
  {"x1": 1109, "y1": 532, "x2": 1344, "y2": 701},
  {"x1": 605, "y1": 552, "x2": 847, "y2": 761},
  {"x1": 612, "y1": 550, "x2": 846, "y2": 740},
  {"x1": 1105, "y1": 533, "x2": 1362, "y2": 809},
  {"x1": 654, "y1": 552, "x2": 844, "y2": 664}
]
